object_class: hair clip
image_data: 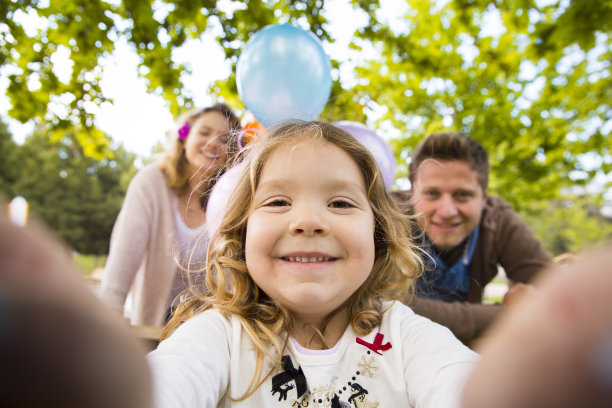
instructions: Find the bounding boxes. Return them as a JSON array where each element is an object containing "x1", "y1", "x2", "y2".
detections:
[{"x1": 178, "y1": 122, "x2": 190, "y2": 140}]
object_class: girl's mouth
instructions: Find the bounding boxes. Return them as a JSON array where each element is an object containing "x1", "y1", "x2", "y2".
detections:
[{"x1": 280, "y1": 256, "x2": 338, "y2": 263}]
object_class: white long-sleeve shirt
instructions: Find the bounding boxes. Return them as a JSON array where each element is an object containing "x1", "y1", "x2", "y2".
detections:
[{"x1": 148, "y1": 301, "x2": 479, "y2": 407}]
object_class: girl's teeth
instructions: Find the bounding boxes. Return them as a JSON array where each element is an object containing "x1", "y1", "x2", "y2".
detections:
[{"x1": 287, "y1": 256, "x2": 329, "y2": 263}]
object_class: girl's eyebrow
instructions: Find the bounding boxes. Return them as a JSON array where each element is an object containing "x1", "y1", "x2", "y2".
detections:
[{"x1": 256, "y1": 178, "x2": 367, "y2": 196}]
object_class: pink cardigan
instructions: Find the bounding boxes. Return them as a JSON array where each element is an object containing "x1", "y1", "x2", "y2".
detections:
[{"x1": 101, "y1": 164, "x2": 179, "y2": 326}]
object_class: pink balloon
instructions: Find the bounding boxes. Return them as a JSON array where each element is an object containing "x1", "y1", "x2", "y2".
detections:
[
  {"x1": 206, "y1": 162, "x2": 246, "y2": 238},
  {"x1": 333, "y1": 121, "x2": 396, "y2": 190}
]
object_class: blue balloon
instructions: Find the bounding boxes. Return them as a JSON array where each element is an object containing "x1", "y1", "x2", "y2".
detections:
[{"x1": 237, "y1": 24, "x2": 332, "y2": 128}]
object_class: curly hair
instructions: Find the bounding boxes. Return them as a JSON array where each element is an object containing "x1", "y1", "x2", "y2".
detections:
[{"x1": 163, "y1": 120, "x2": 423, "y2": 399}]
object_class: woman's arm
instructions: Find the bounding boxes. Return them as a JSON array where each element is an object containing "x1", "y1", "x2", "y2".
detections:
[{"x1": 100, "y1": 168, "x2": 157, "y2": 312}]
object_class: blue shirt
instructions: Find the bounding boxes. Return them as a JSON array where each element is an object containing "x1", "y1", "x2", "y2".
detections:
[{"x1": 416, "y1": 227, "x2": 480, "y2": 302}]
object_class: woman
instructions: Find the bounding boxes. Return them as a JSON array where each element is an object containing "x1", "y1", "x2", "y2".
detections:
[{"x1": 100, "y1": 102, "x2": 242, "y2": 327}]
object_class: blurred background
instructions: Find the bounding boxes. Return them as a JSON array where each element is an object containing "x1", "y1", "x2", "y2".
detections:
[{"x1": 1, "y1": 0, "x2": 610, "y2": 289}]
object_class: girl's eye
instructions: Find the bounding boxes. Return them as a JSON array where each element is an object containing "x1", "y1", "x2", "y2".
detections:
[
  {"x1": 265, "y1": 199, "x2": 289, "y2": 207},
  {"x1": 330, "y1": 200, "x2": 354, "y2": 209}
]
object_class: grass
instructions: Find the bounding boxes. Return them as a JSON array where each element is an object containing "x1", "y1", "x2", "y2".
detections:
[
  {"x1": 483, "y1": 296, "x2": 504, "y2": 304},
  {"x1": 483, "y1": 272, "x2": 509, "y2": 304},
  {"x1": 72, "y1": 253, "x2": 107, "y2": 276}
]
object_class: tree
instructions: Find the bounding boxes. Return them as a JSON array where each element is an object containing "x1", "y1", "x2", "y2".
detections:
[
  {"x1": 1, "y1": 0, "x2": 371, "y2": 156},
  {"x1": 524, "y1": 195, "x2": 612, "y2": 255},
  {"x1": 2, "y1": 0, "x2": 611, "y2": 253},
  {"x1": 343, "y1": 0, "x2": 612, "y2": 256},
  {"x1": 349, "y1": 0, "x2": 611, "y2": 213},
  {"x1": 6, "y1": 129, "x2": 136, "y2": 255},
  {"x1": 0, "y1": 116, "x2": 20, "y2": 197}
]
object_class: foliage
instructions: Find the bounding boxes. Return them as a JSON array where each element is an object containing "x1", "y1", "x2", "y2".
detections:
[
  {"x1": 524, "y1": 195, "x2": 612, "y2": 256},
  {"x1": 0, "y1": 117, "x2": 20, "y2": 196},
  {"x1": 73, "y1": 252, "x2": 107, "y2": 275},
  {"x1": 345, "y1": 0, "x2": 612, "y2": 254},
  {"x1": 349, "y1": 0, "x2": 611, "y2": 213},
  {"x1": 0, "y1": 123, "x2": 137, "y2": 255},
  {"x1": 2, "y1": 0, "x2": 611, "y2": 254},
  {"x1": 1, "y1": 0, "x2": 372, "y2": 156}
]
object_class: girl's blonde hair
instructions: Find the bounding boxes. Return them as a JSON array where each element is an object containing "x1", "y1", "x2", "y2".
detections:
[
  {"x1": 159, "y1": 102, "x2": 242, "y2": 204},
  {"x1": 164, "y1": 120, "x2": 423, "y2": 398}
]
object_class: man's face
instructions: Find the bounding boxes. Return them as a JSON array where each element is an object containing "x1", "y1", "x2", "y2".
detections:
[{"x1": 411, "y1": 159, "x2": 488, "y2": 252}]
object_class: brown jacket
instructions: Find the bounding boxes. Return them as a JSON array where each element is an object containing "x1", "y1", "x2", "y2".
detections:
[{"x1": 392, "y1": 191, "x2": 553, "y2": 341}]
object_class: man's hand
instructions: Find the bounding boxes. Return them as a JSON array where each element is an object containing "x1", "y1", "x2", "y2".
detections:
[{"x1": 502, "y1": 282, "x2": 537, "y2": 308}]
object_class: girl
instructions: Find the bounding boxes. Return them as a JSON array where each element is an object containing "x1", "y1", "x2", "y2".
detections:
[
  {"x1": 148, "y1": 121, "x2": 479, "y2": 407},
  {"x1": 100, "y1": 102, "x2": 242, "y2": 327}
]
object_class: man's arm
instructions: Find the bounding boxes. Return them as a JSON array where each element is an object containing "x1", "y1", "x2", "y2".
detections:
[
  {"x1": 490, "y1": 197, "x2": 553, "y2": 283},
  {"x1": 407, "y1": 295, "x2": 501, "y2": 342}
]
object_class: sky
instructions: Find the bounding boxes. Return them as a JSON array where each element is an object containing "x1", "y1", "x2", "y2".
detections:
[
  {"x1": 0, "y1": 0, "x2": 571, "y2": 158},
  {"x1": 1, "y1": 0, "x2": 608, "y2": 205},
  {"x1": 1, "y1": 0, "x2": 525, "y2": 159},
  {"x1": 1, "y1": 0, "x2": 401, "y2": 159}
]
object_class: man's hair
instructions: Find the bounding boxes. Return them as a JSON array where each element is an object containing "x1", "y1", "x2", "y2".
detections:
[{"x1": 409, "y1": 133, "x2": 489, "y2": 191}]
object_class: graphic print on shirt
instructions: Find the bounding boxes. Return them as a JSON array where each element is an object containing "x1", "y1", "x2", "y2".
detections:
[
  {"x1": 269, "y1": 332, "x2": 391, "y2": 407},
  {"x1": 347, "y1": 382, "x2": 379, "y2": 408},
  {"x1": 271, "y1": 355, "x2": 308, "y2": 401},
  {"x1": 355, "y1": 333, "x2": 392, "y2": 355}
]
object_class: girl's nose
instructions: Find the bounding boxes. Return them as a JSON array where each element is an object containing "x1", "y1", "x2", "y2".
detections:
[{"x1": 289, "y1": 206, "x2": 329, "y2": 236}]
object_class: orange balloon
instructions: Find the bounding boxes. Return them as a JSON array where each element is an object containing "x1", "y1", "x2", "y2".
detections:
[{"x1": 240, "y1": 114, "x2": 269, "y2": 146}]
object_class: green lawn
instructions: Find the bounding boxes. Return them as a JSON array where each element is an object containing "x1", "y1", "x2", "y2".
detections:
[
  {"x1": 72, "y1": 253, "x2": 106, "y2": 276},
  {"x1": 483, "y1": 273, "x2": 509, "y2": 304}
]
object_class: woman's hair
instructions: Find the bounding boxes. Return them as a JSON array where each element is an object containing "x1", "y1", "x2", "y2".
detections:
[
  {"x1": 163, "y1": 120, "x2": 423, "y2": 398},
  {"x1": 159, "y1": 102, "x2": 242, "y2": 203}
]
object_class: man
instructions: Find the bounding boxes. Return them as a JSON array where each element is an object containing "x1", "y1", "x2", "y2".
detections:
[{"x1": 393, "y1": 132, "x2": 553, "y2": 342}]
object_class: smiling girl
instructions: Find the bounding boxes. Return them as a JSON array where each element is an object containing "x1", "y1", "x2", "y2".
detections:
[{"x1": 149, "y1": 121, "x2": 478, "y2": 407}]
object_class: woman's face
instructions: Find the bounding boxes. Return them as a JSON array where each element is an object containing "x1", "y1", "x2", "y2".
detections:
[{"x1": 183, "y1": 111, "x2": 231, "y2": 175}]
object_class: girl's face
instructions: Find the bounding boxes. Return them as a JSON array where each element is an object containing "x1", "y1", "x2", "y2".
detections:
[
  {"x1": 245, "y1": 139, "x2": 375, "y2": 326},
  {"x1": 183, "y1": 111, "x2": 231, "y2": 175}
]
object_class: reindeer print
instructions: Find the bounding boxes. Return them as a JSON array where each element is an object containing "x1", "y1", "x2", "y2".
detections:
[
  {"x1": 347, "y1": 383, "x2": 379, "y2": 408},
  {"x1": 271, "y1": 355, "x2": 308, "y2": 401}
]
